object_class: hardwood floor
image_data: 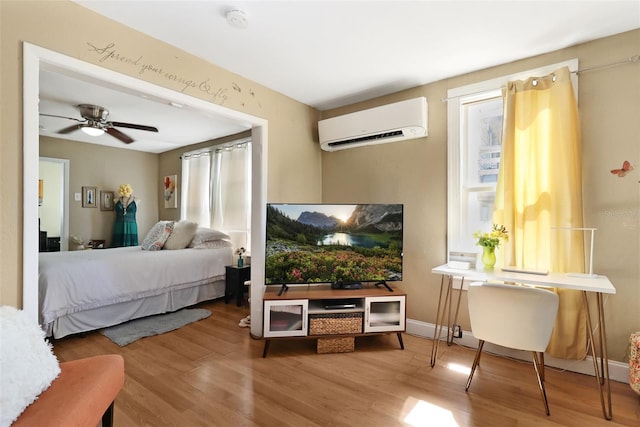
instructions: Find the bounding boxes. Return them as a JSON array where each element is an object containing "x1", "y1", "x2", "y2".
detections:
[{"x1": 52, "y1": 299, "x2": 639, "y2": 426}]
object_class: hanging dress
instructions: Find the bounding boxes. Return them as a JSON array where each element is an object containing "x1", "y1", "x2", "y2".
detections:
[{"x1": 111, "y1": 199, "x2": 139, "y2": 247}]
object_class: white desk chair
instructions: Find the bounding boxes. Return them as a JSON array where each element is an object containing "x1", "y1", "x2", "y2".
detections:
[{"x1": 465, "y1": 281, "x2": 559, "y2": 415}]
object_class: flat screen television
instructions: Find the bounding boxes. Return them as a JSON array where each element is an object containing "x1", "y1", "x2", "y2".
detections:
[{"x1": 265, "y1": 203, "x2": 403, "y2": 293}]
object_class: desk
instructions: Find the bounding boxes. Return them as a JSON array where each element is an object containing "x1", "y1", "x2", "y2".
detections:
[{"x1": 431, "y1": 264, "x2": 616, "y2": 420}]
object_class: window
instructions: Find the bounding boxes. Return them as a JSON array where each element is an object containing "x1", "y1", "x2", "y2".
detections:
[
  {"x1": 449, "y1": 92, "x2": 503, "y2": 253},
  {"x1": 447, "y1": 59, "x2": 578, "y2": 258},
  {"x1": 181, "y1": 139, "x2": 252, "y2": 251}
]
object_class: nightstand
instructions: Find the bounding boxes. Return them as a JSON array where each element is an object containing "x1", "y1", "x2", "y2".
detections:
[{"x1": 225, "y1": 265, "x2": 251, "y2": 306}]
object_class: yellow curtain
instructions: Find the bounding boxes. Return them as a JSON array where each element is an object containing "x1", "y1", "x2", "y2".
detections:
[{"x1": 493, "y1": 66, "x2": 587, "y2": 359}]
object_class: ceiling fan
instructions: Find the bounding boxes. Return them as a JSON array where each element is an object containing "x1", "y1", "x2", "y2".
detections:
[{"x1": 39, "y1": 104, "x2": 159, "y2": 144}]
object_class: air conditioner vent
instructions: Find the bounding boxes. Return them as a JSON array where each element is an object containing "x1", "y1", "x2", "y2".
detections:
[
  {"x1": 318, "y1": 97, "x2": 427, "y2": 151},
  {"x1": 327, "y1": 130, "x2": 403, "y2": 148}
]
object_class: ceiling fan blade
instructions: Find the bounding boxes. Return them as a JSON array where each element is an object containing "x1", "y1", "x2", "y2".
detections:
[
  {"x1": 57, "y1": 124, "x2": 84, "y2": 134},
  {"x1": 105, "y1": 127, "x2": 134, "y2": 144},
  {"x1": 40, "y1": 113, "x2": 84, "y2": 123},
  {"x1": 109, "y1": 121, "x2": 158, "y2": 132}
]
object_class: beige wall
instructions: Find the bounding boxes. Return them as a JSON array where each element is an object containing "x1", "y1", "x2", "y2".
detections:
[
  {"x1": 321, "y1": 29, "x2": 640, "y2": 362},
  {"x1": 40, "y1": 137, "x2": 159, "y2": 247},
  {"x1": 2, "y1": 1, "x2": 637, "y2": 363},
  {"x1": 39, "y1": 130, "x2": 253, "y2": 247},
  {"x1": 1, "y1": 1, "x2": 321, "y2": 306}
]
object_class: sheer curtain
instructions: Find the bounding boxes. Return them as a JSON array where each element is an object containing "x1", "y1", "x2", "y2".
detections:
[
  {"x1": 181, "y1": 140, "x2": 251, "y2": 252},
  {"x1": 181, "y1": 152, "x2": 212, "y2": 227},
  {"x1": 493, "y1": 67, "x2": 587, "y2": 359},
  {"x1": 210, "y1": 142, "x2": 251, "y2": 251}
]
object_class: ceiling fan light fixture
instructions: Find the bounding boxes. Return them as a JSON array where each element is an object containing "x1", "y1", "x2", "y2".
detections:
[
  {"x1": 81, "y1": 126, "x2": 105, "y2": 137},
  {"x1": 41, "y1": 103, "x2": 154, "y2": 144}
]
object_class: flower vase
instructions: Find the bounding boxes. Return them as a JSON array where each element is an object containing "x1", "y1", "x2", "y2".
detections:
[
  {"x1": 237, "y1": 256, "x2": 244, "y2": 268},
  {"x1": 482, "y1": 246, "x2": 496, "y2": 271}
]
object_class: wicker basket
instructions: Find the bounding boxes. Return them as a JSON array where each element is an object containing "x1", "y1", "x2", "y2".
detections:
[
  {"x1": 317, "y1": 337, "x2": 355, "y2": 354},
  {"x1": 309, "y1": 312, "x2": 363, "y2": 335}
]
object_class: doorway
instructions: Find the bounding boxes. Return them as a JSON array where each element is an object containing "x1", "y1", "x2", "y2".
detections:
[
  {"x1": 23, "y1": 43, "x2": 268, "y2": 338},
  {"x1": 39, "y1": 157, "x2": 69, "y2": 251}
]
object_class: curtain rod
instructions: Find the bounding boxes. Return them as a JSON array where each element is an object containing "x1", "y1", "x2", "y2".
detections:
[
  {"x1": 574, "y1": 54, "x2": 639, "y2": 75},
  {"x1": 180, "y1": 137, "x2": 251, "y2": 159},
  {"x1": 441, "y1": 53, "x2": 639, "y2": 103}
]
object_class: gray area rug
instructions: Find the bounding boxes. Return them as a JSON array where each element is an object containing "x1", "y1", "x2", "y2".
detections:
[{"x1": 100, "y1": 308, "x2": 211, "y2": 346}]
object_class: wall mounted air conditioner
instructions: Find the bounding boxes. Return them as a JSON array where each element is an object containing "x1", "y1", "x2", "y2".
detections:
[{"x1": 318, "y1": 97, "x2": 428, "y2": 151}]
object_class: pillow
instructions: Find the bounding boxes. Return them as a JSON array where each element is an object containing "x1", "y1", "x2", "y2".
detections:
[
  {"x1": 163, "y1": 220, "x2": 198, "y2": 250},
  {"x1": 0, "y1": 306, "x2": 61, "y2": 426},
  {"x1": 191, "y1": 239, "x2": 233, "y2": 249},
  {"x1": 141, "y1": 221, "x2": 175, "y2": 251},
  {"x1": 188, "y1": 227, "x2": 230, "y2": 247}
]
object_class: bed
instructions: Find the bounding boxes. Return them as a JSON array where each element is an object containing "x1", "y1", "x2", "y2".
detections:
[{"x1": 39, "y1": 244, "x2": 233, "y2": 338}]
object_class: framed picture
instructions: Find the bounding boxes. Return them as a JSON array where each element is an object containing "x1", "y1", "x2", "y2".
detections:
[
  {"x1": 163, "y1": 174, "x2": 178, "y2": 208},
  {"x1": 82, "y1": 186, "x2": 97, "y2": 208},
  {"x1": 100, "y1": 190, "x2": 114, "y2": 211}
]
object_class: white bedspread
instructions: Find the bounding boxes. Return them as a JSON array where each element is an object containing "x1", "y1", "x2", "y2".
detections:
[{"x1": 38, "y1": 246, "x2": 232, "y2": 328}]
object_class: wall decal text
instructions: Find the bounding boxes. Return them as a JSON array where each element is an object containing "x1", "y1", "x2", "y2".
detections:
[{"x1": 86, "y1": 42, "x2": 261, "y2": 109}]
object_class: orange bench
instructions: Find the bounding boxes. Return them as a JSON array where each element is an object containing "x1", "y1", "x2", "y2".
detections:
[
  {"x1": 12, "y1": 354, "x2": 125, "y2": 427},
  {"x1": 631, "y1": 332, "x2": 640, "y2": 396}
]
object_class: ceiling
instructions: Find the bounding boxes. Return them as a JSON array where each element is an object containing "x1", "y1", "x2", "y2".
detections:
[
  {"x1": 75, "y1": 0, "x2": 639, "y2": 110},
  {"x1": 38, "y1": 69, "x2": 251, "y2": 153},
  {"x1": 41, "y1": 1, "x2": 639, "y2": 153}
]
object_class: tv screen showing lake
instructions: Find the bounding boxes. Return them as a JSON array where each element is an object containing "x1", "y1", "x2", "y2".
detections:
[
  {"x1": 265, "y1": 203, "x2": 403, "y2": 285},
  {"x1": 319, "y1": 232, "x2": 381, "y2": 248}
]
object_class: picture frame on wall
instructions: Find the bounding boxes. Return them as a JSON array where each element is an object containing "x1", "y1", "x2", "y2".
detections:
[
  {"x1": 82, "y1": 186, "x2": 97, "y2": 208},
  {"x1": 163, "y1": 174, "x2": 178, "y2": 209},
  {"x1": 100, "y1": 190, "x2": 114, "y2": 211}
]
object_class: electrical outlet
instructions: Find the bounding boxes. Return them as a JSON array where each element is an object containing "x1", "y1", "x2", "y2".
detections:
[{"x1": 453, "y1": 324, "x2": 462, "y2": 338}]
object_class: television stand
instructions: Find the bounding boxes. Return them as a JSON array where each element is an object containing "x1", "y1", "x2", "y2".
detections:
[
  {"x1": 331, "y1": 281, "x2": 362, "y2": 290},
  {"x1": 375, "y1": 280, "x2": 394, "y2": 292},
  {"x1": 277, "y1": 284, "x2": 289, "y2": 296},
  {"x1": 263, "y1": 286, "x2": 406, "y2": 357}
]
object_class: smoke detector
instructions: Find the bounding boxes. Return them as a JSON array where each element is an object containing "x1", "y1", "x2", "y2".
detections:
[{"x1": 226, "y1": 9, "x2": 249, "y2": 29}]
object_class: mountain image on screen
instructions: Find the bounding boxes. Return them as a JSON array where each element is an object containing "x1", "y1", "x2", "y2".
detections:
[
  {"x1": 265, "y1": 204, "x2": 403, "y2": 286},
  {"x1": 297, "y1": 211, "x2": 341, "y2": 229}
]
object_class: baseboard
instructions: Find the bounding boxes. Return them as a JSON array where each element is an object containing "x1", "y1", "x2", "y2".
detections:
[{"x1": 406, "y1": 318, "x2": 630, "y2": 384}]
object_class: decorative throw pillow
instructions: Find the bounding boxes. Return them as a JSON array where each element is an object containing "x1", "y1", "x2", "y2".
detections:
[
  {"x1": 188, "y1": 227, "x2": 231, "y2": 247},
  {"x1": 191, "y1": 239, "x2": 233, "y2": 249},
  {"x1": 141, "y1": 221, "x2": 175, "y2": 251},
  {"x1": 163, "y1": 220, "x2": 198, "y2": 250},
  {"x1": 0, "y1": 306, "x2": 61, "y2": 427}
]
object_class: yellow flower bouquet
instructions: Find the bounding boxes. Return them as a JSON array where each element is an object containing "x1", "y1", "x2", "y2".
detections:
[
  {"x1": 474, "y1": 224, "x2": 509, "y2": 249},
  {"x1": 474, "y1": 224, "x2": 508, "y2": 270}
]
